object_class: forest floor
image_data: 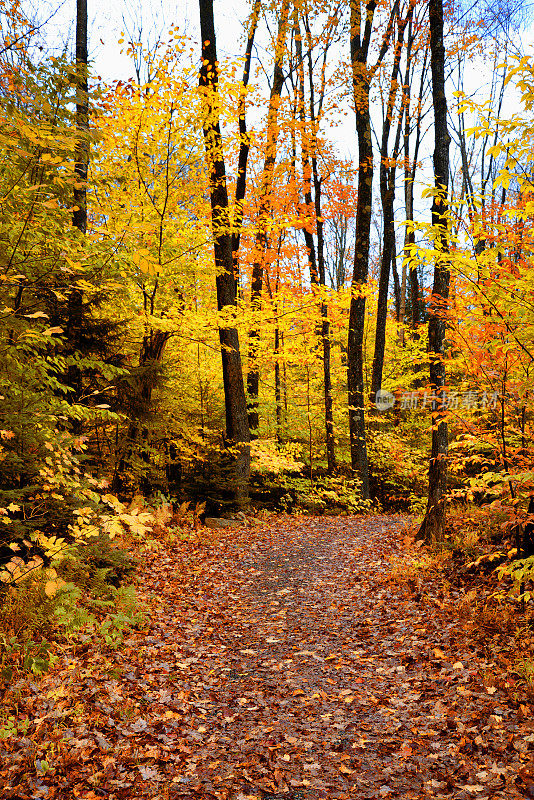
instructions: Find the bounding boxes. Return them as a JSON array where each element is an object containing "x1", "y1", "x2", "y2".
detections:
[{"x1": 2, "y1": 514, "x2": 534, "y2": 800}]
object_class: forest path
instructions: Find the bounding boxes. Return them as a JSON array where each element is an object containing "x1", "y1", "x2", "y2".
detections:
[{"x1": 3, "y1": 515, "x2": 531, "y2": 799}]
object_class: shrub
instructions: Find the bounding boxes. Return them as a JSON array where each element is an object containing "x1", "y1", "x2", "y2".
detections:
[
  {"x1": 367, "y1": 429, "x2": 427, "y2": 512},
  {"x1": 56, "y1": 531, "x2": 137, "y2": 591},
  {"x1": 278, "y1": 475, "x2": 373, "y2": 515},
  {"x1": 0, "y1": 574, "x2": 58, "y2": 681}
]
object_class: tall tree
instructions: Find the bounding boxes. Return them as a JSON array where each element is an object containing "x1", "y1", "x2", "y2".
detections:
[
  {"x1": 73, "y1": 0, "x2": 88, "y2": 236},
  {"x1": 401, "y1": 19, "x2": 428, "y2": 330},
  {"x1": 293, "y1": 6, "x2": 339, "y2": 473},
  {"x1": 418, "y1": 0, "x2": 451, "y2": 542},
  {"x1": 247, "y1": 0, "x2": 291, "y2": 434},
  {"x1": 231, "y1": 0, "x2": 261, "y2": 276},
  {"x1": 66, "y1": 0, "x2": 89, "y2": 410},
  {"x1": 370, "y1": 0, "x2": 414, "y2": 401},
  {"x1": 199, "y1": 0, "x2": 251, "y2": 504},
  {"x1": 348, "y1": 0, "x2": 397, "y2": 499}
]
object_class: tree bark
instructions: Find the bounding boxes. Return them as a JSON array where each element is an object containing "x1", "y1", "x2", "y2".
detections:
[
  {"x1": 114, "y1": 330, "x2": 171, "y2": 494},
  {"x1": 403, "y1": 32, "x2": 427, "y2": 328},
  {"x1": 418, "y1": 0, "x2": 451, "y2": 543},
  {"x1": 314, "y1": 171, "x2": 336, "y2": 473},
  {"x1": 347, "y1": 1, "x2": 375, "y2": 499},
  {"x1": 347, "y1": 0, "x2": 398, "y2": 498},
  {"x1": 66, "y1": 0, "x2": 89, "y2": 412},
  {"x1": 370, "y1": 7, "x2": 411, "y2": 402},
  {"x1": 247, "y1": 0, "x2": 290, "y2": 435},
  {"x1": 73, "y1": 0, "x2": 88, "y2": 235},
  {"x1": 296, "y1": 11, "x2": 336, "y2": 473},
  {"x1": 231, "y1": 0, "x2": 261, "y2": 279},
  {"x1": 266, "y1": 260, "x2": 284, "y2": 444},
  {"x1": 199, "y1": 0, "x2": 250, "y2": 505},
  {"x1": 348, "y1": 1, "x2": 373, "y2": 498}
]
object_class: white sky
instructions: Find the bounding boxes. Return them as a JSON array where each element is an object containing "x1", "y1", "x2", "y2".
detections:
[{"x1": 35, "y1": 0, "x2": 251, "y2": 81}]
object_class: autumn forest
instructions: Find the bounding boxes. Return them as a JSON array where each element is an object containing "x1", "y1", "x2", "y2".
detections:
[{"x1": 1, "y1": 0, "x2": 534, "y2": 796}]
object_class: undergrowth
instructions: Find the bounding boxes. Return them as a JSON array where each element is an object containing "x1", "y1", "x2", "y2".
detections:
[
  {"x1": 0, "y1": 530, "x2": 146, "y2": 685},
  {"x1": 390, "y1": 503, "x2": 534, "y2": 700},
  {"x1": 277, "y1": 475, "x2": 374, "y2": 515}
]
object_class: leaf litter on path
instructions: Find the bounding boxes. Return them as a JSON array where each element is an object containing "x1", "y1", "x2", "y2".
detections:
[{"x1": 1, "y1": 514, "x2": 533, "y2": 799}]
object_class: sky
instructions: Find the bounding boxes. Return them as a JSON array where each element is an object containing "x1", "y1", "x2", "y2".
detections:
[{"x1": 32, "y1": 0, "x2": 253, "y2": 82}]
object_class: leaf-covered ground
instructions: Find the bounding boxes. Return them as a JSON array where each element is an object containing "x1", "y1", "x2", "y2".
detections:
[{"x1": 2, "y1": 515, "x2": 534, "y2": 799}]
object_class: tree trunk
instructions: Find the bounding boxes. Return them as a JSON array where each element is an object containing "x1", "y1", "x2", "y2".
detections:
[
  {"x1": 73, "y1": 0, "x2": 88, "y2": 235},
  {"x1": 418, "y1": 0, "x2": 451, "y2": 543},
  {"x1": 265, "y1": 250, "x2": 284, "y2": 444},
  {"x1": 397, "y1": 17, "x2": 416, "y2": 346},
  {"x1": 115, "y1": 329, "x2": 171, "y2": 493},
  {"x1": 347, "y1": 116, "x2": 371, "y2": 498},
  {"x1": 347, "y1": 0, "x2": 397, "y2": 498},
  {"x1": 66, "y1": 0, "x2": 89, "y2": 413},
  {"x1": 370, "y1": 8, "x2": 411, "y2": 402},
  {"x1": 404, "y1": 40, "x2": 427, "y2": 328},
  {"x1": 231, "y1": 0, "x2": 261, "y2": 280},
  {"x1": 274, "y1": 321, "x2": 282, "y2": 443},
  {"x1": 315, "y1": 172, "x2": 336, "y2": 473},
  {"x1": 391, "y1": 249, "x2": 401, "y2": 320},
  {"x1": 295, "y1": 12, "x2": 336, "y2": 473},
  {"x1": 347, "y1": 1, "x2": 374, "y2": 499},
  {"x1": 199, "y1": 0, "x2": 250, "y2": 505},
  {"x1": 247, "y1": 0, "x2": 290, "y2": 435}
]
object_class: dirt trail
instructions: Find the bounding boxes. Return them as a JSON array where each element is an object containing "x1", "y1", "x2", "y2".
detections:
[{"x1": 2, "y1": 515, "x2": 532, "y2": 799}]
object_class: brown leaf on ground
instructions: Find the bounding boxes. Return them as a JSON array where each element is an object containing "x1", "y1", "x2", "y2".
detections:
[{"x1": 1, "y1": 514, "x2": 532, "y2": 799}]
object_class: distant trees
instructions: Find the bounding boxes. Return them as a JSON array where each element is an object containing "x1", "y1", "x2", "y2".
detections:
[{"x1": 0, "y1": 0, "x2": 532, "y2": 540}]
